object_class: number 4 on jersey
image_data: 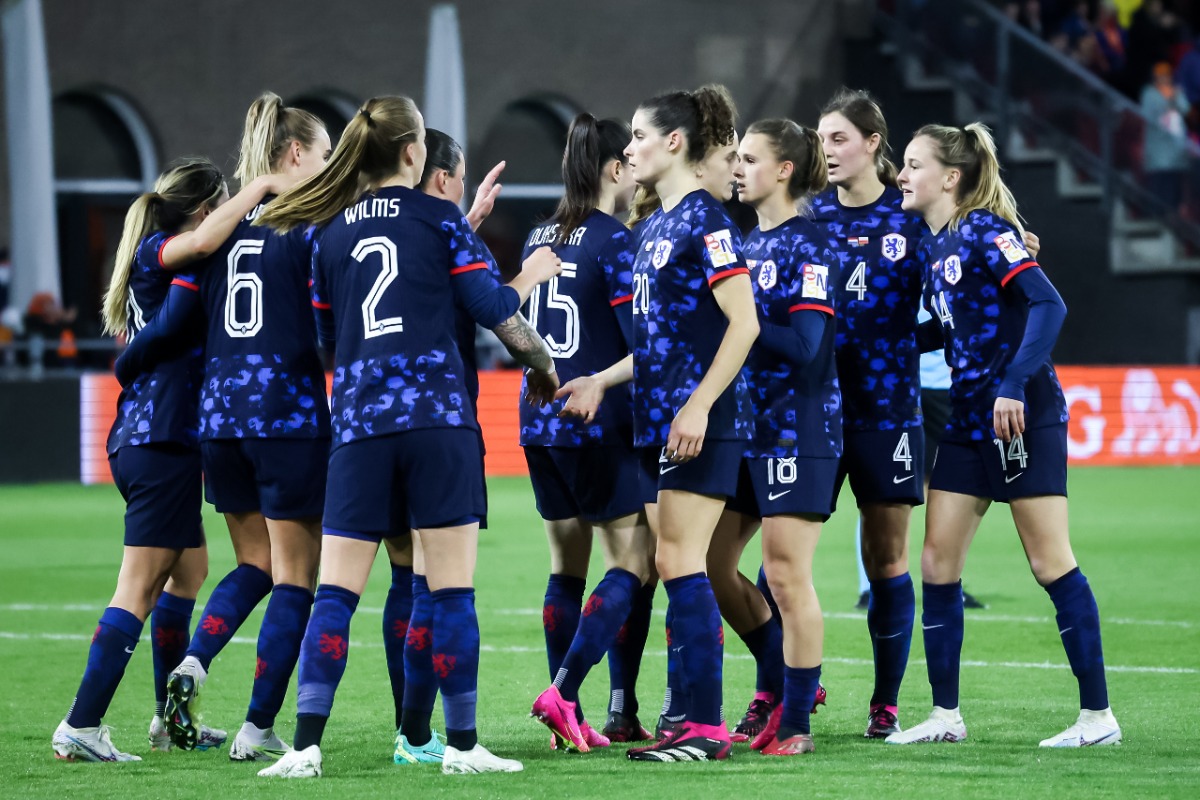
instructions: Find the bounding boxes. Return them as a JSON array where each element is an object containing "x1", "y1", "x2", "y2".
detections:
[{"x1": 846, "y1": 261, "x2": 868, "y2": 301}]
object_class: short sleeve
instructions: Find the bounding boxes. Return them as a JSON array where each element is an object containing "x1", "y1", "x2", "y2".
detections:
[
  {"x1": 135, "y1": 232, "x2": 173, "y2": 274},
  {"x1": 443, "y1": 215, "x2": 495, "y2": 277},
  {"x1": 786, "y1": 245, "x2": 836, "y2": 316},
  {"x1": 980, "y1": 216, "x2": 1039, "y2": 287},
  {"x1": 691, "y1": 206, "x2": 749, "y2": 286},
  {"x1": 599, "y1": 227, "x2": 635, "y2": 308}
]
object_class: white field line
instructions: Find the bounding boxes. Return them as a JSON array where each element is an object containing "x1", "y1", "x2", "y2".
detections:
[
  {"x1": 0, "y1": 630, "x2": 1194, "y2": 675},
  {"x1": 3, "y1": 603, "x2": 1194, "y2": 631}
]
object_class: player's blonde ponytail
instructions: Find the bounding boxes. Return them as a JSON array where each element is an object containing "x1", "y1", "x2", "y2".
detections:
[
  {"x1": 915, "y1": 122, "x2": 1024, "y2": 234},
  {"x1": 234, "y1": 91, "x2": 324, "y2": 186}
]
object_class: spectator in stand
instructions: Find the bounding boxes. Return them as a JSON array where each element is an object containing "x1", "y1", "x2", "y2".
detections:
[
  {"x1": 1140, "y1": 60, "x2": 1192, "y2": 210},
  {"x1": 23, "y1": 291, "x2": 78, "y2": 368},
  {"x1": 1094, "y1": 6, "x2": 1129, "y2": 87},
  {"x1": 1059, "y1": 1, "x2": 1096, "y2": 47},
  {"x1": 1126, "y1": 0, "x2": 1185, "y2": 97},
  {"x1": 1173, "y1": 34, "x2": 1200, "y2": 107}
]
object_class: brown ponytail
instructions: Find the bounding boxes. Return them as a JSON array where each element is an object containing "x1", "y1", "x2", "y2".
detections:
[{"x1": 745, "y1": 118, "x2": 828, "y2": 202}]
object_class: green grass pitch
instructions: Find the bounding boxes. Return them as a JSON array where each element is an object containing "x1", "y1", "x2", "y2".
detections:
[{"x1": 1, "y1": 468, "x2": 1198, "y2": 798}]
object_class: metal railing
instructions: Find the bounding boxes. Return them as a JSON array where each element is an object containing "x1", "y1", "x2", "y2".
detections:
[{"x1": 880, "y1": 0, "x2": 1200, "y2": 252}]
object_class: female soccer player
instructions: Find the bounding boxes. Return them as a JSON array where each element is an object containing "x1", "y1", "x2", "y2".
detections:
[
  {"x1": 558, "y1": 84, "x2": 759, "y2": 763},
  {"x1": 728, "y1": 119, "x2": 841, "y2": 755},
  {"x1": 524, "y1": 113, "x2": 656, "y2": 753},
  {"x1": 52, "y1": 157, "x2": 290, "y2": 762},
  {"x1": 116, "y1": 93, "x2": 332, "y2": 760},
  {"x1": 253, "y1": 95, "x2": 560, "y2": 778},
  {"x1": 886, "y1": 123, "x2": 1120, "y2": 748}
]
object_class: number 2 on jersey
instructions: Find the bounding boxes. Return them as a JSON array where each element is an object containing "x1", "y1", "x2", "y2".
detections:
[{"x1": 356, "y1": 236, "x2": 404, "y2": 339}]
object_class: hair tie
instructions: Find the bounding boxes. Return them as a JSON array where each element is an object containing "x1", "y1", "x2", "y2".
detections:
[{"x1": 359, "y1": 108, "x2": 374, "y2": 126}]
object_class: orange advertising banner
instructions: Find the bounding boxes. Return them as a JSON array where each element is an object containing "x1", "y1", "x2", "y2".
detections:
[{"x1": 79, "y1": 366, "x2": 1200, "y2": 483}]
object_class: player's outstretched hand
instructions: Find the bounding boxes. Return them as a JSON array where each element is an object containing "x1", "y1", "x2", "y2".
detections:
[
  {"x1": 555, "y1": 375, "x2": 606, "y2": 423},
  {"x1": 466, "y1": 160, "x2": 505, "y2": 231},
  {"x1": 522, "y1": 246, "x2": 563, "y2": 284},
  {"x1": 1022, "y1": 230, "x2": 1041, "y2": 259},
  {"x1": 993, "y1": 395, "x2": 1026, "y2": 443},
  {"x1": 666, "y1": 400, "x2": 709, "y2": 463},
  {"x1": 525, "y1": 367, "x2": 559, "y2": 407}
]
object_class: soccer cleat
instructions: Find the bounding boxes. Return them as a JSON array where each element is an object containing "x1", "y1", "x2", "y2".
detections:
[
  {"x1": 442, "y1": 743, "x2": 524, "y2": 774},
  {"x1": 761, "y1": 732, "x2": 815, "y2": 756},
  {"x1": 602, "y1": 711, "x2": 654, "y2": 742},
  {"x1": 256, "y1": 744, "x2": 322, "y2": 778},
  {"x1": 730, "y1": 697, "x2": 775, "y2": 742},
  {"x1": 164, "y1": 657, "x2": 207, "y2": 751},
  {"x1": 855, "y1": 591, "x2": 870, "y2": 610},
  {"x1": 53, "y1": 720, "x2": 142, "y2": 762},
  {"x1": 531, "y1": 685, "x2": 589, "y2": 752},
  {"x1": 749, "y1": 704, "x2": 782, "y2": 750},
  {"x1": 627, "y1": 721, "x2": 732, "y2": 762},
  {"x1": 865, "y1": 704, "x2": 900, "y2": 739},
  {"x1": 963, "y1": 591, "x2": 987, "y2": 610},
  {"x1": 1038, "y1": 708, "x2": 1122, "y2": 748},
  {"x1": 394, "y1": 730, "x2": 446, "y2": 764},
  {"x1": 229, "y1": 725, "x2": 291, "y2": 762},
  {"x1": 812, "y1": 683, "x2": 827, "y2": 713},
  {"x1": 655, "y1": 714, "x2": 685, "y2": 741},
  {"x1": 149, "y1": 715, "x2": 227, "y2": 752},
  {"x1": 885, "y1": 706, "x2": 966, "y2": 744},
  {"x1": 580, "y1": 721, "x2": 611, "y2": 749}
]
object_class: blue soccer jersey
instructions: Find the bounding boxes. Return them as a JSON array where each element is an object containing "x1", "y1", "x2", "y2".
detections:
[
  {"x1": 519, "y1": 209, "x2": 635, "y2": 447},
  {"x1": 309, "y1": 186, "x2": 520, "y2": 449},
  {"x1": 922, "y1": 209, "x2": 1069, "y2": 442},
  {"x1": 810, "y1": 186, "x2": 925, "y2": 431},
  {"x1": 631, "y1": 189, "x2": 754, "y2": 448},
  {"x1": 107, "y1": 232, "x2": 203, "y2": 454},
  {"x1": 179, "y1": 199, "x2": 331, "y2": 440},
  {"x1": 742, "y1": 217, "x2": 842, "y2": 459}
]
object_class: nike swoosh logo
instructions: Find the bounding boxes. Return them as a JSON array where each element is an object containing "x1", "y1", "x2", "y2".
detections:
[
  {"x1": 767, "y1": 490, "x2": 791, "y2": 500},
  {"x1": 922, "y1": 624, "x2": 944, "y2": 631},
  {"x1": 876, "y1": 632, "x2": 904, "y2": 639},
  {"x1": 1058, "y1": 627, "x2": 1073, "y2": 635},
  {"x1": 124, "y1": 646, "x2": 136, "y2": 654},
  {"x1": 1005, "y1": 473, "x2": 1024, "y2": 483},
  {"x1": 893, "y1": 475, "x2": 915, "y2": 484},
  {"x1": 659, "y1": 465, "x2": 679, "y2": 475},
  {"x1": 1083, "y1": 731, "x2": 1119, "y2": 746}
]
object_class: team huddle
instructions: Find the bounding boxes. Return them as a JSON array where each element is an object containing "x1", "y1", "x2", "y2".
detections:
[{"x1": 50, "y1": 82, "x2": 1121, "y2": 777}]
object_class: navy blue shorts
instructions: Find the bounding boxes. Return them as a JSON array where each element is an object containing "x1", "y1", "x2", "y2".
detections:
[
  {"x1": 475, "y1": 428, "x2": 489, "y2": 531},
  {"x1": 524, "y1": 445, "x2": 645, "y2": 522},
  {"x1": 324, "y1": 428, "x2": 486, "y2": 539},
  {"x1": 730, "y1": 456, "x2": 840, "y2": 520},
  {"x1": 921, "y1": 389, "x2": 951, "y2": 478},
  {"x1": 833, "y1": 428, "x2": 925, "y2": 511},
  {"x1": 930, "y1": 424, "x2": 1068, "y2": 502},
  {"x1": 109, "y1": 444, "x2": 204, "y2": 549},
  {"x1": 201, "y1": 438, "x2": 329, "y2": 519},
  {"x1": 640, "y1": 440, "x2": 744, "y2": 499}
]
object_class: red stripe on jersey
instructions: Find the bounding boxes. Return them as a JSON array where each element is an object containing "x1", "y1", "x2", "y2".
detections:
[
  {"x1": 610, "y1": 294, "x2": 633, "y2": 307},
  {"x1": 1000, "y1": 260, "x2": 1039, "y2": 287},
  {"x1": 170, "y1": 278, "x2": 200, "y2": 292},
  {"x1": 707, "y1": 266, "x2": 749, "y2": 286},
  {"x1": 450, "y1": 261, "x2": 489, "y2": 276},
  {"x1": 157, "y1": 235, "x2": 178, "y2": 269},
  {"x1": 312, "y1": 300, "x2": 332, "y2": 310},
  {"x1": 788, "y1": 303, "x2": 834, "y2": 315}
]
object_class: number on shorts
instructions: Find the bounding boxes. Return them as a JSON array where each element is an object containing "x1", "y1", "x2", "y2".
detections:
[
  {"x1": 893, "y1": 431, "x2": 913, "y2": 471},
  {"x1": 356, "y1": 236, "x2": 403, "y2": 339},
  {"x1": 767, "y1": 457, "x2": 797, "y2": 485},
  {"x1": 993, "y1": 435, "x2": 1029, "y2": 469},
  {"x1": 527, "y1": 262, "x2": 580, "y2": 358},
  {"x1": 224, "y1": 239, "x2": 265, "y2": 338},
  {"x1": 846, "y1": 261, "x2": 868, "y2": 301}
]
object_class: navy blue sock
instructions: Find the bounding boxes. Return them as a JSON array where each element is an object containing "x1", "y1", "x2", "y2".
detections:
[
  {"x1": 739, "y1": 618, "x2": 784, "y2": 699},
  {"x1": 554, "y1": 568, "x2": 641, "y2": 703},
  {"x1": 1044, "y1": 567, "x2": 1109, "y2": 710},
  {"x1": 384, "y1": 564, "x2": 415, "y2": 729},
  {"x1": 543, "y1": 574, "x2": 585, "y2": 681},
  {"x1": 608, "y1": 582, "x2": 654, "y2": 716},
  {"x1": 246, "y1": 584, "x2": 313, "y2": 729},
  {"x1": 779, "y1": 665, "x2": 822, "y2": 736},
  {"x1": 401, "y1": 574, "x2": 437, "y2": 745},
  {"x1": 662, "y1": 603, "x2": 689, "y2": 721},
  {"x1": 663, "y1": 573, "x2": 724, "y2": 726},
  {"x1": 868, "y1": 572, "x2": 915, "y2": 707},
  {"x1": 187, "y1": 564, "x2": 273, "y2": 670},
  {"x1": 922, "y1": 581, "x2": 964, "y2": 709},
  {"x1": 66, "y1": 607, "x2": 144, "y2": 728},
  {"x1": 432, "y1": 587, "x2": 480, "y2": 751},
  {"x1": 150, "y1": 591, "x2": 193, "y2": 718},
  {"x1": 757, "y1": 565, "x2": 781, "y2": 624},
  {"x1": 294, "y1": 583, "x2": 359, "y2": 747}
]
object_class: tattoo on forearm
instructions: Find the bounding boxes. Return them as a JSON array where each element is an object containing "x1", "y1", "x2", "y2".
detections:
[{"x1": 494, "y1": 312, "x2": 553, "y2": 372}]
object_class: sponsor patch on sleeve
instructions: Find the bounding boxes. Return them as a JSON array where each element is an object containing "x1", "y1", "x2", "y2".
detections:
[
  {"x1": 992, "y1": 231, "x2": 1030, "y2": 263},
  {"x1": 801, "y1": 263, "x2": 829, "y2": 299},
  {"x1": 703, "y1": 229, "x2": 738, "y2": 267}
]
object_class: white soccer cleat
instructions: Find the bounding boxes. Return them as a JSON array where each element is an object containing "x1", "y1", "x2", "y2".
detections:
[
  {"x1": 230, "y1": 723, "x2": 292, "y2": 762},
  {"x1": 53, "y1": 720, "x2": 142, "y2": 762},
  {"x1": 885, "y1": 706, "x2": 967, "y2": 745},
  {"x1": 256, "y1": 744, "x2": 322, "y2": 778},
  {"x1": 1039, "y1": 708, "x2": 1122, "y2": 748},
  {"x1": 441, "y1": 743, "x2": 524, "y2": 774}
]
